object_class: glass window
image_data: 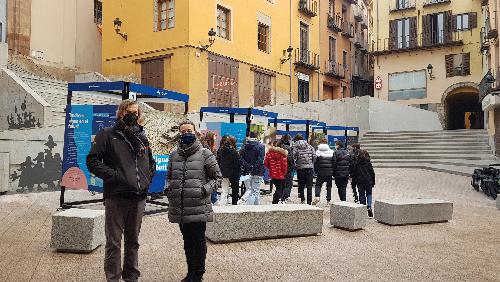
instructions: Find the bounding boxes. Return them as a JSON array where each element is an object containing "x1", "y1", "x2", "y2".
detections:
[
  {"x1": 258, "y1": 23, "x2": 270, "y2": 52},
  {"x1": 388, "y1": 71, "x2": 427, "y2": 101},
  {"x1": 167, "y1": 0, "x2": 175, "y2": 28},
  {"x1": 217, "y1": 5, "x2": 230, "y2": 40},
  {"x1": 457, "y1": 14, "x2": 470, "y2": 30}
]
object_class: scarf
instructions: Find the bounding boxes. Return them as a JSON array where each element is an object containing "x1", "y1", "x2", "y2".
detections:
[{"x1": 114, "y1": 119, "x2": 150, "y2": 156}]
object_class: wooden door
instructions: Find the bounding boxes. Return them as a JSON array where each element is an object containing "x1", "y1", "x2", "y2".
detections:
[{"x1": 208, "y1": 53, "x2": 239, "y2": 107}]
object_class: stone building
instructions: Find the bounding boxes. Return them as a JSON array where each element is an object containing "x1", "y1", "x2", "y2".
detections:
[{"x1": 372, "y1": 0, "x2": 484, "y2": 130}]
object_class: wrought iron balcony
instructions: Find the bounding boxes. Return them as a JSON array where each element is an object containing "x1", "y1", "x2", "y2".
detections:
[
  {"x1": 294, "y1": 49, "x2": 320, "y2": 70},
  {"x1": 354, "y1": 32, "x2": 368, "y2": 52},
  {"x1": 423, "y1": 0, "x2": 451, "y2": 7},
  {"x1": 372, "y1": 31, "x2": 464, "y2": 55},
  {"x1": 299, "y1": 0, "x2": 318, "y2": 17},
  {"x1": 341, "y1": 21, "x2": 354, "y2": 38},
  {"x1": 482, "y1": 0, "x2": 489, "y2": 6},
  {"x1": 325, "y1": 60, "x2": 345, "y2": 79},
  {"x1": 389, "y1": 0, "x2": 416, "y2": 12},
  {"x1": 327, "y1": 13, "x2": 342, "y2": 32},
  {"x1": 352, "y1": 65, "x2": 373, "y2": 81},
  {"x1": 479, "y1": 70, "x2": 498, "y2": 102}
]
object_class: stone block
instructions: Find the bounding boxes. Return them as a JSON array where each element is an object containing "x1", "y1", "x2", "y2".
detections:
[
  {"x1": 330, "y1": 201, "x2": 367, "y2": 231},
  {"x1": 50, "y1": 208, "x2": 105, "y2": 253},
  {"x1": 206, "y1": 204, "x2": 323, "y2": 243},
  {"x1": 374, "y1": 199, "x2": 453, "y2": 226},
  {"x1": 497, "y1": 195, "x2": 500, "y2": 210}
]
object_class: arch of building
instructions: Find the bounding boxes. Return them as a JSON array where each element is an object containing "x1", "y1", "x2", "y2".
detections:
[{"x1": 437, "y1": 82, "x2": 482, "y2": 130}]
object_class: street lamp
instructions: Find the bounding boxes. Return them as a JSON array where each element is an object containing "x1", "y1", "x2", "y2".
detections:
[
  {"x1": 113, "y1": 17, "x2": 128, "y2": 40},
  {"x1": 199, "y1": 28, "x2": 217, "y2": 52},
  {"x1": 427, "y1": 64, "x2": 435, "y2": 80},
  {"x1": 280, "y1": 46, "x2": 294, "y2": 64}
]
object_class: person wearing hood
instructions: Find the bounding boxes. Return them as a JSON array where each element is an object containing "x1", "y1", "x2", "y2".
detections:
[
  {"x1": 264, "y1": 140, "x2": 289, "y2": 204},
  {"x1": 333, "y1": 140, "x2": 351, "y2": 201},
  {"x1": 292, "y1": 134, "x2": 316, "y2": 205},
  {"x1": 238, "y1": 131, "x2": 265, "y2": 205},
  {"x1": 216, "y1": 135, "x2": 241, "y2": 205},
  {"x1": 165, "y1": 120, "x2": 222, "y2": 282},
  {"x1": 312, "y1": 138, "x2": 334, "y2": 205},
  {"x1": 351, "y1": 149, "x2": 375, "y2": 217},
  {"x1": 280, "y1": 134, "x2": 295, "y2": 202},
  {"x1": 86, "y1": 100, "x2": 156, "y2": 282}
]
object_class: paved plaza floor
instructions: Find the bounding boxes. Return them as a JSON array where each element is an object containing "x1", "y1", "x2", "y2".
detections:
[{"x1": 0, "y1": 168, "x2": 499, "y2": 282}]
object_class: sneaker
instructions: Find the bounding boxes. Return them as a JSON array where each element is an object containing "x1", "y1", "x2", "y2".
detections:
[
  {"x1": 326, "y1": 200, "x2": 331, "y2": 205},
  {"x1": 312, "y1": 197, "x2": 320, "y2": 205},
  {"x1": 300, "y1": 200, "x2": 305, "y2": 204},
  {"x1": 282, "y1": 199, "x2": 288, "y2": 204},
  {"x1": 367, "y1": 208, "x2": 373, "y2": 218}
]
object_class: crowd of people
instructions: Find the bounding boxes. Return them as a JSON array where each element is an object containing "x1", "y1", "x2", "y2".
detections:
[{"x1": 86, "y1": 100, "x2": 376, "y2": 282}]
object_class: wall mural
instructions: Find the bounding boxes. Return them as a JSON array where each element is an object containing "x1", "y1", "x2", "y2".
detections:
[
  {"x1": 10, "y1": 135, "x2": 62, "y2": 193},
  {"x1": 6, "y1": 96, "x2": 41, "y2": 129}
]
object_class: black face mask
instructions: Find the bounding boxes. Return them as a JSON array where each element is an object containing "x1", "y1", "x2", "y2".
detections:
[{"x1": 122, "y1": 113, "x2": 138, "y2": 126}]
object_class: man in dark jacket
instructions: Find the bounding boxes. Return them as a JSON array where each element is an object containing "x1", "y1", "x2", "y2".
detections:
[
  {"x1": 333, "y1": 140, "x2": 351, "y2": 201},
  {"x1": 349, "y1": 144, "x2": 361, "y2": 203},
  {"x1": 292, "y1": 134, "x2": 316, "y2": 204},
  {"x1": 239, "y1": 131, "x2": 265, "y2": 205},
  {"x1": 166, "y1": 120, "x2": 222, "y2": 282},
  {"x1": 86, "y1": 100, "x2": 156, "y2": 282},
  {"x1": 217, "y1": 135, "x2": 240, "y2": 205}
]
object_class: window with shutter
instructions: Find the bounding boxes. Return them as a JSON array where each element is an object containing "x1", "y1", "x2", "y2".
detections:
[
  {"x1": 254, "y1": 71, "x2": 272, "y2": 107},
  {"x1": 462, "y1": 53, "x2": 471, "y2": 75},
  {"x1": 389, "y1": 20, "x2": 397, "y2": 50},
  {"x1": 469, "y1": 12, "x2": 477, "y2": 29},
  {"x1": 422, "y1": 15, "x2": 431, "y2": 46},
  {"x1": 217, "y1": 5, "x2": 231, "y2": 40},
  {"x1": 409, "y1": 17, "x2": 417, "y2": 48},
  {"x1": 456, "y1": 13, "x2": 470, "y2": 31},
  {"x1": 445, "y1": 54, "x2": 454, "y2": 77}
]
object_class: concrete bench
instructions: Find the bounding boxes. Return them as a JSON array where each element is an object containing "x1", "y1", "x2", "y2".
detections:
[
  {"x1": 50, "y1": 208, "x2": 105, "y2": 253},
  {"x1": 206, "y1": 204, "x2": 323, "y2": 243},
  {"x1": 374, "y1": 199, "x2": 453, "y2": 226},
  {"x1": 497, "y1": 195, "x2": 500, "y2": 210},
  {"x1": 330, "y1": 202, "x2": 367, "y2": 231}
]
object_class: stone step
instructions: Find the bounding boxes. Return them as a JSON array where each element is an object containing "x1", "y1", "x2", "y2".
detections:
[
  {"x1": 371, "y1": 155, "x2": 496, "y2": 160},
  {"x1": 372, "y1": 163, "x2": 477, "y2": 177},
  {"x1": 363, "y1": 147, "x2": 492, "y2": 152},
  {"x1": 371, "y1": 159, "x2": 496, "y2": 167},
  {"x1": 365, "y1": 129, "x2": 487, "y2": 135}
]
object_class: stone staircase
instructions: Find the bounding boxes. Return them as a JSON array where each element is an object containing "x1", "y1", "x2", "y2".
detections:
[
  {"x1": 360, "y1": 129, "x2": 496, "y2": 177},
  {"x1": 6, "y1": 63, "x2": 153, "y2": 126}
]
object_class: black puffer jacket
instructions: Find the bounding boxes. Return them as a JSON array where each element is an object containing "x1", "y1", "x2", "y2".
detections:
[
  {"x1": 240, "y1": 138, "x2": 265, "y2": 176},
  {"x1": 217, "y1": 143, "x2": 241, "y2": 180},
  {"x1": 314, "y1": 144, "x2": 334, "y2": 177},
  {"x1": 166, "y1": 140, "x2": 222, "y2": 224},
  {"x1": 333, "y1": 149, "x2": 351, "y2": 179},
  {"x1": 86, "y1": 127, "x2": 156, "y2": 199},
  {"x1": 352, "y1": 158, "x2": 375, "y2": 187}
]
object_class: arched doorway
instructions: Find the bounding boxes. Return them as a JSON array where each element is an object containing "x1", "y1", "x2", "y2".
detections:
[{"x1": 442, "y1": 84, "x2": 484, "y2": 130}]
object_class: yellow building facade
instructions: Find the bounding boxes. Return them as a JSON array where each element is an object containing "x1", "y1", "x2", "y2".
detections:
[
  {"x1": 372, "y1": 0, "x2": 484, "y2": 130},
  {"x1": 102, "y1": 0, "x2": 368, "y2": 112}
]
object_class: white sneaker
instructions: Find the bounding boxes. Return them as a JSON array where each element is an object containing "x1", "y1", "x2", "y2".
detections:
[{"x1": 312, "y1": 197, "x2": 320, "y2": 205}]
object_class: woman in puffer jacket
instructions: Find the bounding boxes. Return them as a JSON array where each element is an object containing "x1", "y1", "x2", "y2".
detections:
[
  {"x1": 312, "y1": 138, "x2": 334, "y2": 205},
  {"x1": 292, "y1": 134, "x2": 316, "y2": 205},
  {"x1": 216, "y1": 135, "x2": 241, "y2": 205},
  {"x1": 264, "y1": 141, "x2": 289, "y2": 204}
]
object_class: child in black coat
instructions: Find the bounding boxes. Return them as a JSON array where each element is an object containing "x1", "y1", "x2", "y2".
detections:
[{"x1": 352, "y1": 149, "x2": 375, "y2": 217}]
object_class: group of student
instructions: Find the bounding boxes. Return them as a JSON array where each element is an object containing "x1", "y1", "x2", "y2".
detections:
[{"x1": 201, "y1": 130, "x2": 376, "y2": 217}]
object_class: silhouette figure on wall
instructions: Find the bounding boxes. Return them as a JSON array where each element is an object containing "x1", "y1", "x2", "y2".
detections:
[
  {"x1": 6, "y1": 97, "x2": 41, "y2": 129},
  {"x1": 10, "y1": 135, "x2": 61, "y2": 193}
]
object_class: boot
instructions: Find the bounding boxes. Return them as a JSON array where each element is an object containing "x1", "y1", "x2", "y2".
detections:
[{"x1": 367, "y1": 208, "x2": 373, "y2": 218}]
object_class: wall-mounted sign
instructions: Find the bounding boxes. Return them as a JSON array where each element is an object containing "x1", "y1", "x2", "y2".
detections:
[{"x1": 375, "y1": 76, "x2": 382, "y2": 90}]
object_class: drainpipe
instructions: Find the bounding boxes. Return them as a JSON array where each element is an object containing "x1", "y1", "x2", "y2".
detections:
[
  {"x1": 289, "y1": 0, "x2": 293, "y2": 104},
  {"x1": 318, "y1": 0, "x2": 321, "y2": 101}
]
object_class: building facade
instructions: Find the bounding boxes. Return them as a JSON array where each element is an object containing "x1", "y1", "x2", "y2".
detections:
[
  {"x1": 480, "y1": 0, "x2": 500, "y2": 155},
  {"x1": 7, "y1": 0, "x2": 102, "y2": 74},
  {"x1": 372, "y1": 0, "x2": 483, "y2": 130},
  {"x1": 102, "y1": 0, "x2": 371, "y2": 112}
]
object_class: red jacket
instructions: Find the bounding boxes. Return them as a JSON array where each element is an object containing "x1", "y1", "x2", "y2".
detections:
[{"x1": 264, "y1": 146, "x2": 288, "y2": 180}]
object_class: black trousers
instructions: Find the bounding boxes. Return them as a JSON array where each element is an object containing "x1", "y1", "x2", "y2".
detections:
[
  {"x1": 179, "y1": 222, "x2": 207, "y2": 280},
  {"x1": 315, "y1": 175, "x2": 333, "y2": 201},
  {"x1": 271, "y1": 178, "x2": 286, "y2": 204},
  {"x1": 283, "y1": 172, "x2": 294, "y2": 199},
  {"x1": 104, "y1": 196, "x2": 146, "y2": 282},
  {"x1": 335, "y1": 177, "x2": 349, "y2": 201},
  {"x1": 297, "y1": 168, "x2": 314, "y2": 204},
  {"x1": 230, "y1": 177, "x2": 240, "y2": 205}
]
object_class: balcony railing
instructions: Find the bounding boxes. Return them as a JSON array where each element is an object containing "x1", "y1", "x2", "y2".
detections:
[
  {"x1": 299, "y1": 0, "x2": 318, "y2": 17},
  {"x1": 354, "y1": 32, "x2": 368, "y2": 52},
  {"x1": 353, "y1": 5, "x2": 368, "y2": 28},
  {"x1": 479, "y1": 69, "x2": 500, "y2": 103},
  {"x1": 389, "y1": 0, "x2": 416, "y2": 12},
  {"x1": 482, "y1": 0, "x2": 489, "y2": 6},
  {"x1": 341, "y1": 21, "x2": 354, "y2": 38},
  {"x1": 487, "y1": 10, "x2": 498, "y2": 39},
  {"x1": 325, "y1": 60, "x2": 346, "y2": 79},
  {"x1": 327, "y1": 13, "x2": 342, "y2": 32},
  {"x1": 423, "y1": 0, "x2": 451, "y2": 7},
  {"x1": 352, "y1": 65, "x2": 372, "y2": 81},
  {"x1": 372, "y1": 31, "x2": 464, "y2": 55},
  {"x1": 294, "y1": 49, "x2": 320, "y2": 70}
]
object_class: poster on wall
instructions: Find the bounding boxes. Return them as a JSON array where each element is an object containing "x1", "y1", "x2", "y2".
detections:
[{"x1": 61, "y1": 104, "x2": 168, "y2": 194}]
